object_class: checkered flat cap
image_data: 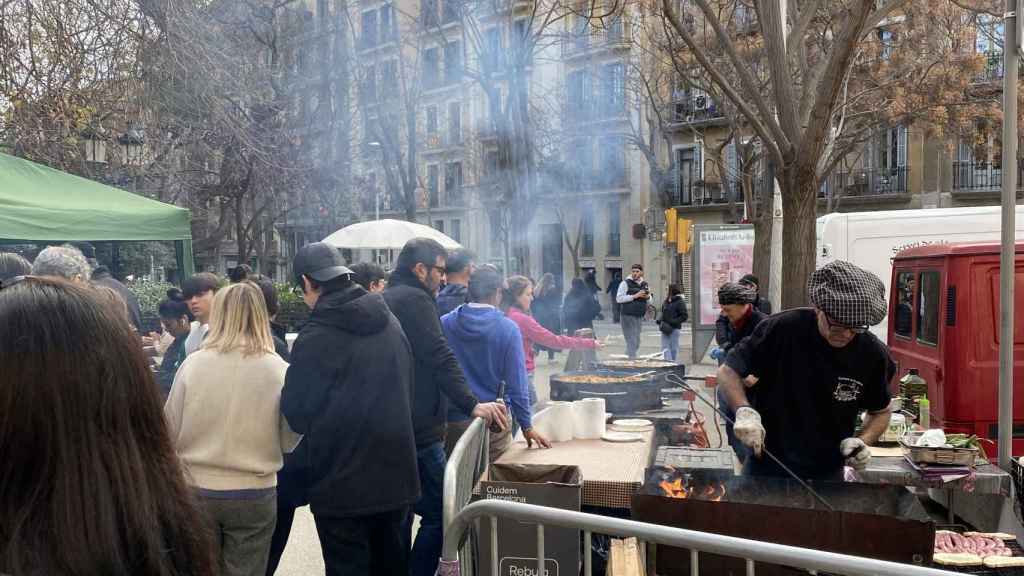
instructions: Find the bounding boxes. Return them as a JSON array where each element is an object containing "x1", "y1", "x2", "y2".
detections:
[
  {"x1": 718, "y1": 282, "x2": 757, "y2": 305},
  {"x1": 808, "y1": 260, "x2": 887, "y2": 327}
]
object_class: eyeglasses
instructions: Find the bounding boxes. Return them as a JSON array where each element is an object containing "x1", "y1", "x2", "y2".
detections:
[{"x1": 821, "y1": 312, "x2": 869, "y2": 334}]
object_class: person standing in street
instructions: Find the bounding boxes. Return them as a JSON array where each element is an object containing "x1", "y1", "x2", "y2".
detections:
[
  {"x1": 713, "y1": 282, "x2": 768, "y2": 464},
  {"x1": 531, "y1": 273, "x2": 562, "y2": 362},
  {"x1": 280, "y1": 242, "x2": 419, "y2": 576},
  {"x1": 503, "y1": 276, "x2": 600, "y2": 408},
  {"x1": 0, "y1": 277, "x2": 216, "y2": 576},
  {"x1": 165, "y1": 282, "x2": 302, "y2": 576},
  {"x1": 719, "y1": 261, "x2": 895, "y2": 480},
  {"x1": 739, "y1": 274, "x2": 772, "y2": 315},
  {"x1": 182, "y1": 272, "x2": 221, "y2": 355},
  {"x1": 616, "y1": 264, "x2": 651, "y2": 359},
  {"x1": 155, "y1": 288, "x2": 193, "y2": 399},
  {"x1": 436, "y1": 248, "x2": 475, "y2": 316},
  {"x1": 606, "y1": 271, "x2": 623, "y2": 323},
  {"x1": 658, "y1": 284, "x2": 688, "y2": 362},
  {"x1": 442, "y1": 266, "x2": 544, "y2": 460},
  {"x1": 563, "y1": 277, "x2": 602, "y2": 335},
  {"x1": 350, "y1": 261, "x2": 389, "y2": 293},
  {"x1": 383, "y1": 238, "x2": 509, "y2": 576}
]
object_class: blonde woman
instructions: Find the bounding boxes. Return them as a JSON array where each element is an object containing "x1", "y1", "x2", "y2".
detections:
[{"x1": 165, "y1": 281, "x2": 301, "y2": 576}]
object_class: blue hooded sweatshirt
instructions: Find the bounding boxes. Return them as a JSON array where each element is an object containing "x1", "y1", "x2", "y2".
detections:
[{"x1": 441, "y1": 304, "x2": 532, "y2": 431}]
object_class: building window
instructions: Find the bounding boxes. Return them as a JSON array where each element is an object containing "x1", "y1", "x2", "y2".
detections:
[
  {"x1": 380, "y1": 4, "x2": 395, "y2": 42},
  {"x1": 426, "y1": 105, "x2": 438, "y2": 134},
  {"x1": 917, "y1": 271, "x2": 940, "y2": 346},
  {"x1": 434, "y1": 219, "x2": 445, "y2": 233},
  {"x1": 444, "y1": 41, "x2": 462, "y2": 84},
  {"x1": 894, "y1": 271, "x2": 914, "y2": 339},
  {"x1": 380, "y1": 60, "x2": 399, "y2": 96},
  {"x1": 442, "y1": 0, "x2": 459, "y2": 23},
  {"x1": 567, "y1": 69, "x2": 592, "y2": 120},
  {"x1": 581, "y1": 205, "x2": 594, "y2": 257},
  {"x1": 877, "y1": 29, "x2": 895, "y2": 60},
  {"x1": 484, "y1": 27, "x2": 503, "y2": 70},
  {"x1": 674, "y1": 146, "x2": 702, "y2": 205},
  {"x1": 571, "y1": 138, "x2": 593, "y2": 189},
  {"x1": 361, "y1": 10, "x2": 379, "y2": 48},
  {"x1": 448, "y1": 101, "x2": 461, "y2": 144},
  {"x1": 513, "y1": 19, "x2": 530, "y2": 62},
  {"x1": 484, "y1": 150, "x2": 500, "y2": 182},
  {"x1": 428, "y1": 164, "x2": 440, "y2": 207},
  {"x1": 599, "y1": 136, "x2": 626, "y2": 188},
  {"x1": 451, "y1": 219, "x2": 462, "y2": 242},
  {"x1": 423, "y1": 47, "x2": 440, "y2": 89},
  {"x1": 360, "y1": 63, "x2": 377, "y2": 103},
  {"x1": 608, "y1": 201, "x2": 621, "y2": 256},
  {"x1": 445, "y1": 161, "x2": 463, "y2": 205},
  {"x1": 422, "y1": 0, "x2": 439, "y2": 27},
  {"x1": 602, "y1": 62, "x2": 625, "y2": 115}
]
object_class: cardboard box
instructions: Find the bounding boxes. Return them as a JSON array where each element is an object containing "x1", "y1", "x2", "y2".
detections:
[{"x1": 478, "y1": 464, "x2": 582, "y2": 576}]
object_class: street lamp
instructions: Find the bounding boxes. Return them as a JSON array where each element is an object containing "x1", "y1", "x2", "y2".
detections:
[
  {"x1": 119, "y1": 125, "x2": 145, "y2": 166},
  {"x1": 81, "y1": 125, "x2": 107, "y2": 164}
]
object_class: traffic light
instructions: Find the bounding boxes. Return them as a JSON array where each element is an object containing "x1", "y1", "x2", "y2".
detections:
[
  {"x1": 664, "y1": 208, "x2": 677, "y2": 243},
  {"x1": 677, "y1": 218, "x2": 692, "y2": 254}
]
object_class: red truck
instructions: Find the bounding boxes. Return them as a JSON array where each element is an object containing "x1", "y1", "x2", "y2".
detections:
[{"x1": 887, "y1": 242, "x2": 1024, "y2": 456}]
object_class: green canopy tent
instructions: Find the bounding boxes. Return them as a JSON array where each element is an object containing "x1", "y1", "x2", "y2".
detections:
[{"x1": 0, "y1": 152, "x2": 194, "y2": 277}]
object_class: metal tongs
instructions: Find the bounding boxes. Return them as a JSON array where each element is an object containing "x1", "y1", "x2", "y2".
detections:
[{"x1": 665, "y1": 373, "x2": 837, "y2": 512}]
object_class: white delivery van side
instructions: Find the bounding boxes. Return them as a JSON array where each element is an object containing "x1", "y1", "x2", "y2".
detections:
[{"x1": 815, "y1": 205, "x2": 1024, "y2": 342}]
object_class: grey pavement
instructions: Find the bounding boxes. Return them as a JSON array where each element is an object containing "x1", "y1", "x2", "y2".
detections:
[{"x1": 275, "y1": 318, "x2": 723, "y2": 574}]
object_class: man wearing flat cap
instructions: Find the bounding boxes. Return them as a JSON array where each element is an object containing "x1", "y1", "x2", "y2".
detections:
[
  {"x1": 713, "y1": 282, "x2": 768, "y2": 464},
  {"x1": 717, "y1": 260, "x2": 895, "y2": 480}
]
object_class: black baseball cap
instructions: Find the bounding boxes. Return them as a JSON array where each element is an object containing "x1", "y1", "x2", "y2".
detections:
[{"x1": 293, "y1": 242, "x2": 353, "y2": 283}]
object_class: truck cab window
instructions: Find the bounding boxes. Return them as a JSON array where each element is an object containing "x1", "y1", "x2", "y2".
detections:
[
  {"x1": 894, "y1": 271, "x2": 914, "y2": 339},
  {"x1": 917, "y1": 271, "x2": 940, "y2": 346}
]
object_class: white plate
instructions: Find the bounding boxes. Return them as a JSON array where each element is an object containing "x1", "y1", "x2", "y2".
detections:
[
  {"x1": 613, "y1": 419, "x2": 652, "y2": 427},
  {"x1": 602, "y1": 431, "x2": 644, "y2": 443}
]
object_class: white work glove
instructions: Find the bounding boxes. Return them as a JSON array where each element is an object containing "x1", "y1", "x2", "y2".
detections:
[
  {"x1": 840, "y1": 437, "x2": 870, "y2": 470},
  {"x1": 733, "y1": 407, "x2": 765, "y2": 456}
]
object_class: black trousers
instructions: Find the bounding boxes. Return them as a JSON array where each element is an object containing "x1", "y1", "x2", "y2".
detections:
[{"x1": 315, "y1": 507, "x2": 411, "y2": 576}]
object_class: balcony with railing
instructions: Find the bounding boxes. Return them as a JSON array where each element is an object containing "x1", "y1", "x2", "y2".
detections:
[
  {"x1": 952, "y1": 161, "x2": 1024, "y2": 193},
  {"x1": 668, "y1": 91, "x2": 726, "y2": 127},
  {"x1": 818, "y1": 166, "x2": 909, "y2": 199},
  {"x1": 568, "y1": 161, "x2": 631, "y2": 192},
  {"x1": 670, "y1": 168, "x2": 772, "y2": 208},
  {"x1": 561, "y1": 20, "x2": 631, "y2": 57}
]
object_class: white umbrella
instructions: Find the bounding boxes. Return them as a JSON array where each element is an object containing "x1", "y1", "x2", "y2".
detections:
[{"x1": 322, "y1": 218, "x2": 462, "y2": 250}]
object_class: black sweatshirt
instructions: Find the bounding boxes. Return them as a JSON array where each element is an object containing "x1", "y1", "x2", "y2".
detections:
[
  {"x1": 384, "y1": 273, "x2": 479, "y2": 447},
  {"x1": 282, "y1": 285, "x2": 419, "y2": 517}
]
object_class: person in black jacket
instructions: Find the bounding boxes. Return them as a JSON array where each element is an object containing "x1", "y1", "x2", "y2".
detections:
[
  {"x1": 383, "y1": 238, "x2": 508, "y2": 576},
  {"x1": 658, "y1": 284, "x2": 688, "y2": 362},
  {"x1": 155, "y1": 288, "x2": 193, "y2": 400},
  {"x1": 251, "y1": 275, "x2": 290, "y2": 362},
  {"x1": 563, "y1": 277, "x2": 601, "y2": 335},
  {"x1": 90, "y1": 265, "x2": 143, "y2": 330},
  {"x1": 714, "y1": 282, "x2": 768, "y2": 465},
  {"x1": 435, "y1": 248, "x2": 475, "y2": 317},
  {"x1": 739, "y1": 274, "x2": 772, "y2": 315},
  {"x1": 280, "y1": 242, "x2": 419, "y2": 576}
]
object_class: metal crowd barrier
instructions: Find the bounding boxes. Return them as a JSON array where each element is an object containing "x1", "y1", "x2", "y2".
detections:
[
  {"x1": 439, "y1": 499, "x2": 958, "y2": 576},
  {"x1": 442, "y1": 417, "x2": 490, "y2": 576}
]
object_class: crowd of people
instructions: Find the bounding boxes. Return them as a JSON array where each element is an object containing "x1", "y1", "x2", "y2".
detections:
[{"x1": 0, "y1": 238, "x2": 613, "y2": 576}]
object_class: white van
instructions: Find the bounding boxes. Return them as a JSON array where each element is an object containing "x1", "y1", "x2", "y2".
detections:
[{"x1": 815, "y1": 205, "x2": 1024, "y2": 342}]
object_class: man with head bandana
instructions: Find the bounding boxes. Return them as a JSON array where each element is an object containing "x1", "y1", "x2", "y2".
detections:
[
  {"x1": 714, "y1": 282, "x2": 769, "y2": 464},
  {"x1": 716, "y1": 261, "x2": 895, "y2": 480}
]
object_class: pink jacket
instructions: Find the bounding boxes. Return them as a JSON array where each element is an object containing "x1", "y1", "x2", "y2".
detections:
[{"x1": 506, "y1": 307, "x2": 597, "y2": 373}]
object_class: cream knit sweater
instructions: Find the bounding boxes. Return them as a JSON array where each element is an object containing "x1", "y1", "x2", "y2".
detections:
[{"x1": 165, "y1": 349, "x2": 302, "y2": 491}]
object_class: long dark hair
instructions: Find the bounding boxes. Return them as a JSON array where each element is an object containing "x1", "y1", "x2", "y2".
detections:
[
  {"x1": 535, "y1": 273, "x2": 556, "y2": 298},
  {"x1": 665, "y1": 284, "x2": 682, "y2": 304},
  {"x1": 0, "y1": 278, "x2": 215, "y2": 575},
  {"x1": 159, "y1": 287, "x2": 194, "y2": 322}
]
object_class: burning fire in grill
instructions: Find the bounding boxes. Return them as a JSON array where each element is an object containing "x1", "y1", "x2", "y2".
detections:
[{"x1": 658, "y1": 477, "x2": 726, "y2": 502}]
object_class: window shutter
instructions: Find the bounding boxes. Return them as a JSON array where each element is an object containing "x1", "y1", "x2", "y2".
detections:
[
  {"x1": 897, "y1": 125, "x2": 907, "y2": 168},
  {"x1": 725, "y1": 141, "x2": 738, "y2": 201}
]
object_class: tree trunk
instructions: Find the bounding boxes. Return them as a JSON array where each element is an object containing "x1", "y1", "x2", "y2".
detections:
[
  {"x1": 403, "y1": 105, "x2": 418, "y2": 222},
  {"x1": 752, "y1": 212, "x2": 772, "y2": 294},
  {"x1": 780, "y1": 170, "x2": 819, "y2": 309}
]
